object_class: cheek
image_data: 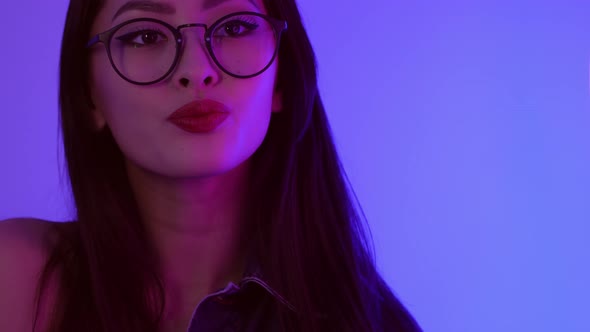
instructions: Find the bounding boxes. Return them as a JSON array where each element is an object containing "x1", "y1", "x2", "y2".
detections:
[
  {"x1": 89, "y1": 54, "x2": 160, "y2": 162},
  {"x1": 229, "y1": 72, "x2": 277, "y2": 157},
  {"x1": 89, "y1": 53, "x2": 122, "y2": 117},
  {"x1": 90, "y1": 54, "x2": 147, "y2": 125},
  {"x1": 233, "y1": 63, "x2": 278, "y2": 114}
]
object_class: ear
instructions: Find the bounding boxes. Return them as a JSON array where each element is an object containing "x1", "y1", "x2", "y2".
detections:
[
  {"x1": 271, "y1": 90, "x2": 283, "y2": 113},
  {"x1": 91, "y1": 103, "x2": 107, "y2": 131},
  {"x1": 87, "y1": 80, "x2": 107, "y2": 131}
]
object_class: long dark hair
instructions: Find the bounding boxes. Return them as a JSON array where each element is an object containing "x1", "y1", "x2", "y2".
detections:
[{"x1": 34, "y1": 0, "x2": 422, "y2": 331}]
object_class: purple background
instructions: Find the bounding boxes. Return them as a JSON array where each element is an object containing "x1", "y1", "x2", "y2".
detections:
[{"x1": 1, "y1": 1, "x2": 589, "y2": 331}]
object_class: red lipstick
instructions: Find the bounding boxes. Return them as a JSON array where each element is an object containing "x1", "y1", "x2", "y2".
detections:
[{"x1": 168, "y1": 99, "x2": 230, "y2": 133}]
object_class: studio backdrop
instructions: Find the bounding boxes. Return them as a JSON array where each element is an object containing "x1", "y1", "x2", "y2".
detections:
[{"x1": 1, "y1": 1, "x2": 589, "y2": 331}]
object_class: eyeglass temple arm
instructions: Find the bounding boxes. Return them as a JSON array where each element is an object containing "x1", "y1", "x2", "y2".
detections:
[
  {"x1": 265, "y1": 16, "x2": 287, "y2": 33},
  {"x1": 87, "y1": 35, "x2": 100, "y2": 48}
]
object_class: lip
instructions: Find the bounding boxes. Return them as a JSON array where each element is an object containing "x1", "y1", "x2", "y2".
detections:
[{"x1": 168, "y1": 99, "x2": 230, "y2": 133}]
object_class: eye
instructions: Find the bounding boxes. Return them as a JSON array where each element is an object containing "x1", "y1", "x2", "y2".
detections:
[
  {"x1": 116, "y1": 29, "x2": 169, "y2": 48},
  {"x1": 215, "y1": 19, "x2": 259, "y2": 38}
]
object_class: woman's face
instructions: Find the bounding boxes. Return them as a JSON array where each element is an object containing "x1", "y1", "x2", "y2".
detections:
[{"x1": 88, "y1": 0, "x2": 281, "y2": 178}]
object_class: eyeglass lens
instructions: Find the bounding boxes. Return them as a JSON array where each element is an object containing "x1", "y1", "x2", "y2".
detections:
[{"x1": 109, "y1": 13, "x2": 277, "y2": 83}]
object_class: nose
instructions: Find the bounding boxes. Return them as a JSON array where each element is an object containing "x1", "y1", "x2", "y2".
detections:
[{"x1": 172, "y1": 25, "x2": 221, "y2": 89}]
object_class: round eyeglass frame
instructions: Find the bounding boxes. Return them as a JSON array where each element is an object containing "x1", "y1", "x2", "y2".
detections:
[{"x1": 86, "y1": 11, "x2": 288, "y2": 85}]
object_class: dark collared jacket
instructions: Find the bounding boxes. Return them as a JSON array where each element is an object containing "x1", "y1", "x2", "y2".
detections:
[
  {"x1": 186, "y1": 271, "x2": 294, "y2": 332},
  {"x1": 186, "y1": 265, "x2": 423, "y2": 332}
]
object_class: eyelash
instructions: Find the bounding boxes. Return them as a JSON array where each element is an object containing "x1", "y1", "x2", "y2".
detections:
[
  {"x1": 128, "y1": 25, "x2": 166, "y2": 36},
  {"x1": 116, "y1": 26, "x2": 168, "y2": 45},
  {"x1": 226, "y1": 15, "x2": 257, "y2": 25}
]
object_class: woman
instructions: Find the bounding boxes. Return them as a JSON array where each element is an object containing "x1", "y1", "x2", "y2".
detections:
[{"x1": 0, "y1": 0, "x2": 422, "y2": 331}]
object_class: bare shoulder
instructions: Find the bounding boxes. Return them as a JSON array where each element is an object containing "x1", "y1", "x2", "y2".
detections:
[
  {"x1": 0, "y1": 218, "x2": 58, "y2": 264},
  {"x1": 0, "y1": 216, "x2": 57, "y2": 241},
  {"x1": 0, "y1": 218, "x2": 61, "y2": 332}
]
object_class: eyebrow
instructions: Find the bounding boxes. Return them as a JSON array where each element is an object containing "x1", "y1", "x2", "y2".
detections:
[
  {"x1": 203, "y1": 0, "x2": 261, "y2": 11},
  {"x1": 113, "y1": 1, "x2": 175, "y2": 21},
  {"x1": 112, "y1": 0, "x2": 260, "y2": 22}
]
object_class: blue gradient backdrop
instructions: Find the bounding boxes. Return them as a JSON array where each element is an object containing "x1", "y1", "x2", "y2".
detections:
[{"x1": 1, "y1": 1, "x2": 589, "y2": 331}]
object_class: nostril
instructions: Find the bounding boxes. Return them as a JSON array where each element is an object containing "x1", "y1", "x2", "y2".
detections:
[{"x1": 179, "y1": 76, "x2": 213, "y2": 87}]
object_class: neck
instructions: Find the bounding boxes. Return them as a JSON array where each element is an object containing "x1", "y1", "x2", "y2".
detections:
[{"x1": 125, "y1": 159, "x2": 251, "y2": 317}]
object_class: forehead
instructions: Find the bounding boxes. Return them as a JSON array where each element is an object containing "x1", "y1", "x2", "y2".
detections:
[{"x1": 97, "y1": 0, "x2": 266, "y2": 26}]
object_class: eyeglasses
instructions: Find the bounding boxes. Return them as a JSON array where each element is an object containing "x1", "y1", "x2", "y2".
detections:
[{"x1": 87, "y1": 11, "x2": 287, "y2": 85}]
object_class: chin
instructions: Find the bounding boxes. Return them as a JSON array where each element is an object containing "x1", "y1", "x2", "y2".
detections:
[{"x1": 161, "y1": 155, "x2": 252, "y2": 180}]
